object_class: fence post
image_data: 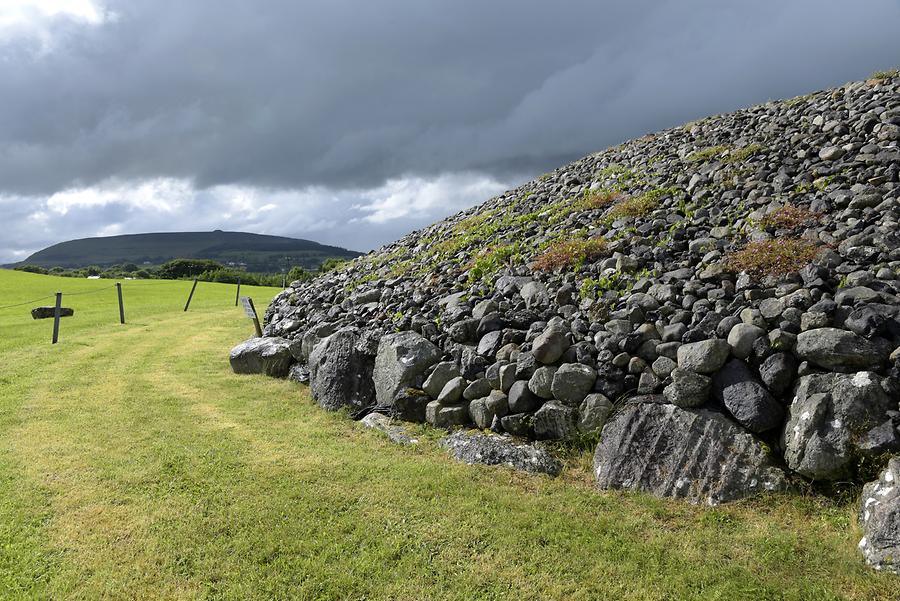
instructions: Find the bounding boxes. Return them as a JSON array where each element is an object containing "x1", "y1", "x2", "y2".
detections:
[
  {"x1": 51, "y1": 292, "x2": 62, "y2": 344},
  {"x1": 248, "y1": 297, "x2": 263, "y2": 337},
  {"x1": 235, "y1": 278, "x2": 241, "y2": 306},
  {"x1": 116, "y1": 282, "x2": 125, "y2": 324},
  {"x1": 184, "y1": 279, "x2": 198, "y2": 312}
]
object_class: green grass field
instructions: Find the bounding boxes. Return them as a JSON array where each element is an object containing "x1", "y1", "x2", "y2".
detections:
[{"x1": 0, "y1": 268, "x2": 896, "y2": 600}]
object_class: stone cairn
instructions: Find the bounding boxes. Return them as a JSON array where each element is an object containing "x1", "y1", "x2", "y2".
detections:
[{"x1": 231, "y1": 72, "x2": 900, "y2": 571}]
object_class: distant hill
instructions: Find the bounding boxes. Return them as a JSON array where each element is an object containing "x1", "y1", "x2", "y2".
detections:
[{"x1": 16, "y1": 231, "x2": 364, "y2": 272}]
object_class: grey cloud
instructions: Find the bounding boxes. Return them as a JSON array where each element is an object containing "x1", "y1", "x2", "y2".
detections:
[{"x1": 3, "y1": 0, "x2": 898, "y2": 196}]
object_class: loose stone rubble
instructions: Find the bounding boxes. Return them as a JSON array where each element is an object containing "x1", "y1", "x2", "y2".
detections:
[{"x1": 230, "y1": 73, "x2": 900, "y2": 570}]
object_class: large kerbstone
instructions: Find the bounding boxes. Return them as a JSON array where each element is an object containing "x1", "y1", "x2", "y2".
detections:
[
  {"x1": 440, "y1": 431, "x2": 561, "y2": 476},
  {"x1": 858, "y1": 457, "x2": 900, "y2": 574},
  {"x1": 229, "y1": 336, "x2": 294, "y2": 378},
  {"x1": 374, "y1": 331, "x2": 441, "y2": 406},
  {"x1": 782, "y1": 371, "x2": 895, "y2": 480},
  {"x1": 308, "y1": 328, "x2": 375, "y2": 411},
  {"x1": 795, "y1": 328, "x2": 889, "y2": 372},
  {"x1": 593, "y1": 402, "x2": 789, "y2": 505}
]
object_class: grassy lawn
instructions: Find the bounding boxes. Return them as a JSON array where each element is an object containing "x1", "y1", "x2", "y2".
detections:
[{"x1": 0, "y1": 268, "x2": 896, "y2": 600}]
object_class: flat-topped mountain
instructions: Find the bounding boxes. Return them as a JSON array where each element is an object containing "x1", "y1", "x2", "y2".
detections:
[{"x1": 17, "y1": 230, "x2": 363, "y2": 272}]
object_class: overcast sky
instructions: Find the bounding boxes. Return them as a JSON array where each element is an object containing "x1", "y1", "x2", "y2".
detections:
[{"x1": 1, "y1": 0, "x2": 899, "y2": 263}]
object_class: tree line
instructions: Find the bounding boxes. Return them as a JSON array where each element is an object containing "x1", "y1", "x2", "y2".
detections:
[{"x1": 14, "y1": 257, "x2": 347, "y2": 286}]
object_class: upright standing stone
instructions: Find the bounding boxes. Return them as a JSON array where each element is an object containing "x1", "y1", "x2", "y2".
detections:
[{"x1": 308, "y1": 328, "x2": 376, "y2": 411}]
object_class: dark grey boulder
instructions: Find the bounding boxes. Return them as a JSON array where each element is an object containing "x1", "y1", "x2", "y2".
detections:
[
  {"x1": 550, "y1": 363, "x2": 597, "y2": 405},
  {"x1": 534, "y1": 402, "x2": 578, "y2": 440},
  {"x1": 578, "y1": 393, "x2": 613, "y2": 432},
  {"x1": 663, "y1": 368, "x2": 711, "y2": 408},
  {"x1": 440, "y1": 431, "x2": 561, "y2": 476},
  {"x1": 712, "y1": 359, "x2": 784, "y2": 433},
  {"x1": 468, "y1": 397, "x2": 494, "y2": 429},
  {"x1": 425, "y1": 401, "x2": 470, "y2": 428},
  {"x1": 532, "y1": 328, "x2": 569, "y2": 364},
  {"x1": 297, "y1": 322, "x2": 337, "y2": 361},
  {"x1": 472, "y1": 299, "x2": 498, "y2": 320},
  {"x1": 308, "y1": 328, "x2": 375, "y2": 411},
  {"x1": 508, "y1": 380, "x2": 542, "y2": 413},
  {"x1": 594, "y1": 402, "x2": 789, "y2": 504},
  {"x1": 676, "y1": 339, "x2": 731, "y2": 373},
  {"x1": 437, "y1": 376, "x2": 466, "y2": 404},
  {"x1": 476, "y1": 330, "x2": 505, "y2": 359},
  {"x1": 457, "y1": 345, "x2": 489, "y2": 380},
  {"x1": 287, "y1": 363, "x2": 310, "y2": 384},
  {"x1": 515, "y1": 351, "x2": 538, "y2": 380},
  {"x1": 858, "y1": 457, "x2": 900, "y2": 574},
  {"x1": 527, "y1": 365, "x2": 558, "y2": 399},
  {"x1": 835, "y1": 286, "x2": 880, "y2": 306},
  {"x1": 423, "y1": 361, "x2": 461, "y2": 399},
  {"x1": 392, "y1": 388, "x2": 431, "y2": 422},
  {"x1": 857, "y1": 420, "x2": 900, "y2": 455},
  {"x1": 844, "y1": 305, "x2": 897, "y2": 338},
  {"x1": 782, "y1": 371, "x2": 895, "y2": 480},
  {"x1": 374, "y1": 331, "x2": 441, "y2": 406},
  {"x1": 759, "y1": 352, "x2": 796, "y2": 397},
  {"x1": 447, "y1": 317, "x2": 479, "y2": 343},
  {"x1": 795, "y1": 327, "x2": 888, "y2": 372},
  {"x1": 463, "y1": 377, "x2": 492, "y2": 401},
  {"x1": 500, "y1": 412, "x2": 534, "y2": 437},
  {"x1": 350, "y1": 288, "x2": 382, "y2": 305},
  {"x1": 520, "y1": 280, "x2": 550, "y2": 309},
  {"x1": 230, "y1": 336, "x2": 294, "y2": 378},
  {"x1": 726, "y1": 323, "x2": 765, "y2": 360}
]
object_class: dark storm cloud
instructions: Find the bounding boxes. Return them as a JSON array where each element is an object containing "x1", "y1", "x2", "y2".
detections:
[
  {"x1": 1, "y1": 0, "x2": 899, "y2": 262},
  {"x1": 3, "y1": 0, "x2": 898, "y2": 195}
]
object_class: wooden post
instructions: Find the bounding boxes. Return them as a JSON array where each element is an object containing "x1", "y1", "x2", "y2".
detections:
[
  {"x1": 282, "y1": 274, "x2": 286, "y2": 289},
  {"x1": 235, "y1": 278, "x2": 241, "y2": 306},
  {"x1": 51, "y1": 292, "x2": 62, "y2": 344},
  {"x1": 184, "y1": 279, "x2": 198, "y2": 312},
  {"x1": 116, "y1": 282, "x2": 125, "y2": 324}
]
